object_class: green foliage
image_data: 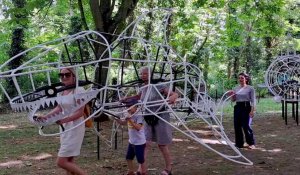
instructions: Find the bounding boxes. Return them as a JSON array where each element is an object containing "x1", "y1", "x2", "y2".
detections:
[
  {"x1": 0, "y1": 0, "x2": 299, "y2": 104},
  {"x1": 69, "y1": 16, "x2": 83, "y2": 34},
  {"x1": 0, "y1": 24, "x2": 10, "y2": 65},
  {"x1": 192, "y1": 0, "x2": 208, "y2": 8}
]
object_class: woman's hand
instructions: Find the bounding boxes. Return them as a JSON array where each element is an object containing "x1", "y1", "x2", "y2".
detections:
[
  {"x1": 249, "y1": 111, "x2": 254, "y2": 118},
  {"x1": 228, "y1": 90, "x2": 236, "y2": 101},
  {"x1": 56, "y1": 118, "x2": 66, "y2": 125},
  {"x1": 33, "y1": 115, "x2": 47, "y2": 122},
  {"x1": 56, "y1": 120, "x2": 62, "y2": 125},
  {"x1": 228, "y1": 90, "x2": 235, "y2": 96}
]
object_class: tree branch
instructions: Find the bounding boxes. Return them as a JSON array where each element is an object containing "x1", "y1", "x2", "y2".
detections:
[
  {"x1": 108, "y1": 0, "x2": 116, "y2": 21},
  {"x1": 109, "y1": 0, "x2": 138, "y2": 34},
  {"x1": 89, "y1": 0, "x2": 104, "y2": 31},
  {"x1": 78, "y1": 0, "x2": 89, "y2": 30}
]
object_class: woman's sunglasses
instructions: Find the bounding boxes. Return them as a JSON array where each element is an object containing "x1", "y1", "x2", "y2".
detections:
[{"x1": 58, "y1": 72, "x2": 72, "y2": 78}]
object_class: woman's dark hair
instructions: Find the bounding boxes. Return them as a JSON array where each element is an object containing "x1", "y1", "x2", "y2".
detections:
[{"x1": 238, "y1": 72, "x2": 251, "y2": 85}]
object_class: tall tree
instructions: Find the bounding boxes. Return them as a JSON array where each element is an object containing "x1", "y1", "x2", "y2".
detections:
[
  {"x1": 88, "y1": 0, "x2": 139, "y2": 85},
  {"x1": 6, "y1": 0, "x2": 28, "y2": 98},
  {"x1": 8, "y1": 0, "x2": 28, "y2": 69},
  {"x1": 254, "y1": 0, "x2": 285, "y2": 68},
  {"x1": 226, "y1": 0, "x2": 242, "y2": 80}
]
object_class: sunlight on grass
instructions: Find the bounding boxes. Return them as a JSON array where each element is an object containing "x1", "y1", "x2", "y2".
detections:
[
  {"x1": 187, "y1": 146, "x2": 199, "y2": 150},
  {"x1": 191, "y1": 129, "x2": 213, "y2": 135},
  {"x1": 0, "y1": 124, "x2": 17, "y2": 129},
  {"x1": 172, "y1": 138, "x2": 190, "y2": 142},
  {"x1": 0, "y1": 153, "x2": 53, "y2": 169},
  {"x1": 269, "y1": 149, "x2": 282, "y2": 152},
  {"x1": 264, "y1": 111, "x2": 281, "y2": 114},
  {"x1": 173, "y1": 137, "x2": 227, "y2": 145},
  {"x1": 221, "y1": 97, "x2": 282, "y2": 116},
  {"x1": 22, "y1": 153, "x2": 53, "y2": 160},
  {"x1": 201, "y1": 139, "x2": 227, "y2": 145},
  {"x1": 259, "y1": 148, "x2": 282, "y2": 153},
  {"x1": 0, "y1": 160, "x2": 23, "y2": 168}
]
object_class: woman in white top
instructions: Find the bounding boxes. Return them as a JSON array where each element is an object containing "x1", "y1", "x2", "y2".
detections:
[{"x1": 39, "y1": 67, "x2": 86, "y2": 175}]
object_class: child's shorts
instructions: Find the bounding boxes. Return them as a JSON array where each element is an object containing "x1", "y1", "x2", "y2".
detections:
[{"x1": 126, "y1": 143, "x2": 146, "y2": 164}]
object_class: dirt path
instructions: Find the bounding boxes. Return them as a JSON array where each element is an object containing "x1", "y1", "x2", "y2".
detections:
[{"x1": 1, "y1": 112, "x2": 300, "y2": 175}]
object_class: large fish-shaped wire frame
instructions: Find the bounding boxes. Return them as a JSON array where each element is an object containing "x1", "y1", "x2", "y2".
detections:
[{"x1": 0, "y1": 8, "x2": 253, "y2": 165}]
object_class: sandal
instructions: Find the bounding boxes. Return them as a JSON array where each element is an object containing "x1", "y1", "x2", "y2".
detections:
[
  {"x1": 135, "y1": 172, "x2": 146, "y2": 175},
  {"x1": 161, "y1": 169, "x2": 172, "y2": 175},
  {"x1": 248, "y1": 145, "x2": 256, "y2": 149}
]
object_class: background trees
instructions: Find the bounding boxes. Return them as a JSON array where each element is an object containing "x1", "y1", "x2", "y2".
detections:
[{"x1": 0, "y1": 0, "x2": 299, "y2": 101}]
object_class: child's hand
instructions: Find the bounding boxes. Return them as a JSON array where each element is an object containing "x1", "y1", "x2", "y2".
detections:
[
  {"x1": 168, "y1": 95, "x2": 177, "y2": 104},
  {"x1": 125, "y1": 115, "x2": 132, "y2": 121}
]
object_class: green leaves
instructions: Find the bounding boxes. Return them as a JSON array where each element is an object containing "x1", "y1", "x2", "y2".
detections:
[{"x1": 0, "y1": 0, "x2": 298, "y2": 103}]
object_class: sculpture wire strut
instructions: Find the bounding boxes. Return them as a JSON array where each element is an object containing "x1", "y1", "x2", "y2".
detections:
[{"x1": 0, "y1": 9, "x2": 252, "y2": 165}]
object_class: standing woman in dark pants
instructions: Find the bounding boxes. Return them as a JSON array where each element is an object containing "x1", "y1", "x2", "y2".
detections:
[{"x1": 230, "y1": 72, "x2": 256, "y2": 149}]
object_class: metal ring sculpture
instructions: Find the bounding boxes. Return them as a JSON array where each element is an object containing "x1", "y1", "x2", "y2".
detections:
[{"x1": 265, "y1": 53, "x2": 300, "y2": 101}]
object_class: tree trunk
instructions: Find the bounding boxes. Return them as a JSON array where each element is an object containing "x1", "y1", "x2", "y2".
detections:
[
  {"x1": 7, "y1": 0, "x2": 28, "y2": 99},
  {"x1": 89, "y1": 0, "x2": 139, "y2": 85},
  {"x1": 142, "y1": 0, "x2": 154, "y2": 60},
  {"x1": 203, "y1": 55, "x2": 209, "y2": 83},
  {"x1": 245, "y1": 36, "x2": 252, "y2": 74},
  {"x1": 78, "y1": 0, "x2": 89, "y2": 30},
  {"x1": 226, "y1": 1, "x2": 240, "y2": 81},
  {"x1": 232, "y1": 47, "x2": 240, "y2": 80},
  {"x1": 264, "y1": 37, "x2": 273, "y2": 69},
  {"x1": 227, "y1": 59, "x2": 232, "y2": 79}
]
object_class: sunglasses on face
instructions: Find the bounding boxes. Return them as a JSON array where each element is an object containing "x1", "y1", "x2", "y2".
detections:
[{"x1": 58, "y1": 72, "x2": 72, "y2": 78}]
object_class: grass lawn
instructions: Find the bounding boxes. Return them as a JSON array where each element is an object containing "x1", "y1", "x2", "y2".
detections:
[
  {"x1": 1, "y1": 97, "x2": 299, "y2": 175},
  {"x1": 221, "y1": 96, "x2": 282, "y2": 116}
]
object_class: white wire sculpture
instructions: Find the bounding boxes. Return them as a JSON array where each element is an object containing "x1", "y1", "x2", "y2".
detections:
[
  {"x1": 0, "y1": 9, "x2": 253, "y2": 165},
  {"x1": 264, "y1": 51, "x2": 300, "y2": 101}
]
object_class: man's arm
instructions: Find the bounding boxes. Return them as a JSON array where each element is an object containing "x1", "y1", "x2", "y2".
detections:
[
  {"x1": 120, "y1": 92, "x2": 141, "y2": 102},
  {"x1": 162, "y1": 88, "x2": 178, "y2": 104}
]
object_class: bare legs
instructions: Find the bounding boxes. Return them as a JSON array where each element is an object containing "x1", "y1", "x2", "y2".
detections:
[
  {"x1": 140, "y1": 160, "x2": 147, "y2": 174},
  {"x1": 158, "y1": 144, "x2": 172, "y2": 172},
  {"x1": 57, "y1": 156, "x2": 87, "y2": 175},
  {"x1": 127, "y1": 159, "x2": 135, "y2": 174},
  {"x1": 141, "y1": 142, "x2": 172, "y2": 174}
]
